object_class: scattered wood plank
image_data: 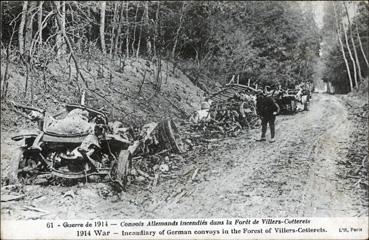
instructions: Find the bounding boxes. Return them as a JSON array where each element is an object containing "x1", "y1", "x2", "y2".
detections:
[
  {"x1": 191, "y1": 168, "x2": 200, "y2": 181},
  {"x1": 183, "y1": 168, "x2": 194, "y2": 177},
  {"x1": 1, "y1": 194, "x2": 26, "y2": 202},
  {"x1": 22, "y1": 206, "x2": 50, "y2": 214},
  {"x1": 202, "y1": 138, "x2": 220, "y2": 143},
  {"x1": 153, "y1": 172, "x2": 160, "y2": 187},
  {"x1": 174, "y1": 190, "x2": 187, "y2": 203},
  {"x1": 136, "y1": 167, "x2": 154, "y2": 180},
  {"x1": 346, "y1": 174, "x2": 361, "y2": 179}
]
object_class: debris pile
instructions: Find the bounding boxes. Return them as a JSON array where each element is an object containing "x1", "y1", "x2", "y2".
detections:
[
  {"x1": 120, "y1": 119, "x2": 187, "y2": 187},
  {"x1": 189, "y1": 94, "x2": 259, "y2": 139},
  {"x1": 130, "y1": 153, "x2": 185, "y2": 187}
]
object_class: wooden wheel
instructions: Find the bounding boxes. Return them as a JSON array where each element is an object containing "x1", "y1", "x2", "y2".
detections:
[
  {"x1": 110, "y1": 150, "x2": 131, "y2": 191},
  {"x1": 8, "y1": 147, "x2": 26, "y2": 184},
  {"x1": 160, "y1": 119, "x2": 185, "y2": 153}
]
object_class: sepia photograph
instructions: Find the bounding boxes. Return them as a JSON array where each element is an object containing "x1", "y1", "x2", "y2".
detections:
[{"x1": 1, "y1": 0, "x2": 368, "y2": 239}]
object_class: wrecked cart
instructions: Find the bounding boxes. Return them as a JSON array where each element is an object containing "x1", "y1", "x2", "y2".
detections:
[{"x1": 8, "y1": 101, "x2": 183, "y2": 191}]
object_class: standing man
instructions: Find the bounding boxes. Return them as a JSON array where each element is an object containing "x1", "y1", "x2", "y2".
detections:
[{"x1": 256, "y1": 90, "x2": 280, "y2": 142}]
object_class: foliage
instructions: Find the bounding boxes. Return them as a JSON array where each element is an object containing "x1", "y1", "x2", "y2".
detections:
[
  {"x1": 321, "y1": 1, "x2": 369, "y2": 94},
  {"x1": 1, "y1": 1, "x2": 322, "y2": 95},
  {"x1": 202, "y1": 2, "x2": 320, "y2": 88}
]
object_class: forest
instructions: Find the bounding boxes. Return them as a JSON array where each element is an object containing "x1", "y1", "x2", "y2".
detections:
[
  {"x1": 321, "y1": 1, "x2": 369, "y2": 94},
  {"x1": 0, "y1": 1, "x2": 368, "y2": 225},
  {"x1": 0, "y1": 1, "x2": 368, "y2": 124}
]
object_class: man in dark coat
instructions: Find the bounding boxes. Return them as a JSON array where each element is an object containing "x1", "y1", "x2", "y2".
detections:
[{"x1": 256, "y1": 90, "x2": 280, "y2": 142}]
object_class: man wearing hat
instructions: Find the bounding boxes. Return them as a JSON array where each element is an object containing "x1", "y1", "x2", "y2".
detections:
[{"x1": 255, "y1": 90, "x2": 280, "y2": 142}]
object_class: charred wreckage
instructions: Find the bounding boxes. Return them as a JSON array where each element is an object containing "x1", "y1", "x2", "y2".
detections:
[
  {"x1": 8, "y1": 99, "x2": 183, "y2": 191},
  {"x1": 188, "y1": 83, "x2": 311, "y2": 138},
  {"x1": 7, "y1": 82, "x2": 310, "y2": 191}
]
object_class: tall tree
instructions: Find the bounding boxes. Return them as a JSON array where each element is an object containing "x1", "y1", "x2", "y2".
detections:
[
  {"x1": 125, "y1": 1, "x2": 130, "y2": 57},
  {"x1": 171, "y1": 2, "x2": 186, "y2": 59},
  {"x1": 109, "y1": 2, "x2": 118, "y2": 56},
  {"x1": 136, "y1": 2, "x2": 143, "y2": 58},
  {"x1": 100, "y1": 1, "x2": 106, "y2": 54},
  {"x1": 341, "y1": 2, "x2": 358, "y2": 88},
  {"x1": 51, "y1": 1, "x2": 88, "y2": 87},
  {"x1": 38, "y1": 1, "x2": 43, "y2": 47},
  {"x1": 153, "y1": 1, "x2": 160, "y2": 57},
  {"x1": 356, "y1": 25, "x2": 369, "y2": 69},
  {"x1": 25, "y1": 1, "x2": 36, "y2": 51},
  {"x1": 344, "y1": 2, "x2": 362, "y2": 84},
  {"x1": 144, "y1": 1, "x2": 151, "y2": 56},
  {"x1": 154, "y1": 1, "x2": 162, "y2": 92},
  {"x1": 18, "y1": 1, "x2": 28, "y2": 55},
  {"x1": 354, "y1": 2, "x2": 369, "y2": 70},
  {"x1": 113, "y1": 2, "x2": 124, "y2": 57},
  {"x1": 131, "y1": 2, "x2": 139, "y2": 55},
  {"x1": 333, "y1": 2, "x2": 353, "y2": 92},
  {"x1": 55, "y1": 1, "x2": 65, "y2": 56}
]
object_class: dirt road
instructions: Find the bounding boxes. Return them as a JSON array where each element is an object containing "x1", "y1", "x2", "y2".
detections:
[{"x1": 1, "y1": 93, "x2": 367, "y2": 220}]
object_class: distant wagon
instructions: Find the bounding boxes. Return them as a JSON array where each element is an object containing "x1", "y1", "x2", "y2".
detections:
[{"x1": 274, "y1": 89, "x2": 298, "y2": 114}]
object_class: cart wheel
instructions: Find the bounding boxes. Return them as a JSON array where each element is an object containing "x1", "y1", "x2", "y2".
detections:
[
  {"x1": 161, "y1": 119, "x2": 185, "y2": 153},
  {"x1": 304, "y1": 103, "x2": 308, "y2": 111},
  {"x1": 290, "y1": 100, "x2": 297, "y2": 113},
  {"x1": 110, "y1": 150, "x2": 130, "y2": 191},
  {"x1": 7, "y1": 147, "x2": 26, "y2": 184}
]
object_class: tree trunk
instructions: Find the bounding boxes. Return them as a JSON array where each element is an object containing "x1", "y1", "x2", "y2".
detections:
[
  {"x1": 113, "y1": 2, "x2": 124, "y2": 57},
  {"x1": 356, "y1": 23, "x2": 369, "y2": 69},
  {"x1": 52, "y1": 1, "x2": 88, "y2": 88},
  {"x1": 18, "y1": 1, "x2": 28, "y2": 55},
  {"x1": 30, "y1": 10, "x2": 53, "y2": 55},
  {"x1": 24, "y1": 63, "x2": 29, "y2": 97},
  {"x1": 2, "y1": 24, "x2": 17, "y2": 100},
  {"x1": 155, "y1": 2, "x2": 162, "y2": 93},
  {"x1": 343, "y1": 2, "x2": 360, "y2": 87},
  {"x1": 155, "y1": 55, "x2": 162, "y2": 93},
  {"x1": 55, "y1": 1, "x2": 65, "y2": 56},
  {"x1": 333, "y1": 3, "x2": 353, "y2": 92},
  {"x1": 153, "y1": 1, "x2": 160, "y2": 57},
  {"x1": 125, "y1": 1, "x2": 130, "y2": 57},
  {"x1": 25, "y1": 1, "x2": 35, "y2": 52},
  {"x1": 144, "y1": 2, "x2": 151, "y2": 56},
  {"x1": 100, "y1": 1, "x2": 106, "y2": 54},
  {"x1": 131, "y1": 2, "x2": 139, "y2": 56},
  {"x1": 171, "y1": 2, "x2": 186, "y2": 59},
  {"x1": 342, "y1": 23, "x2": 357, "y2": 89},
  {"x1": 136, "y1": 13, "x2": 143, "y2": 59},
  {"x1": 87, "y1": 5, "x2": 92, "y2": 41},
  {"x1": 109, "y1": 2, "x2": 118, "y2": 57},
  {"x1": 351, "y1": 30, "x2": 363, "y2": 84},
  {"x1": 55, "y1": 0, "x2": 61, "y2": 50},
  {"x1": 38, "y1": 1, "x2": 43, "y2": 47},
  {"x1": 24, "y1": 0, "x2": 35, "y2": 97}
]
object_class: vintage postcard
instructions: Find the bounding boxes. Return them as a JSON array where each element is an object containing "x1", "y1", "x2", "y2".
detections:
[{"x1": 1, "y1": 1, "x2": 368, "y2": 239}]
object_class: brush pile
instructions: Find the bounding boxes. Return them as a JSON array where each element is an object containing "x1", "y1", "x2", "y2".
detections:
[{"x1": 188, "y1": 84, "x2": 260, "y2": 139}]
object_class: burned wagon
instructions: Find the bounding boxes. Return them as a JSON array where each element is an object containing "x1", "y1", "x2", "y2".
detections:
[
  {"x1": 274, "y1": 89, "x2": 298, "y2": 114},
  {"x1": 8, "y1": 101, "x2": 183, "y2": 191}
]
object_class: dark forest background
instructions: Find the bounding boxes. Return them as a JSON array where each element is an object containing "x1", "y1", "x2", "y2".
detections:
[{"x1": 0, "y1": 1, "x2": 368, "y2": 125}]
